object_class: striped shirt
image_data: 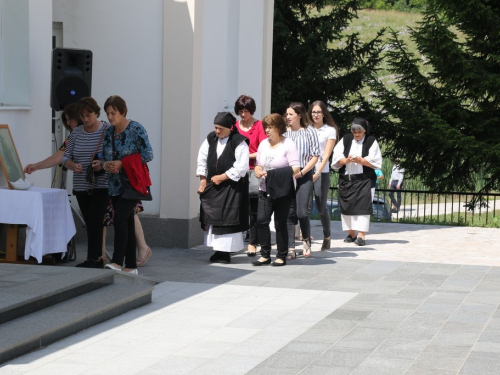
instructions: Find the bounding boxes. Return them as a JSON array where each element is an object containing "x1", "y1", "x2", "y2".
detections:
[
  {"x1": 284, "y1": 125, "x2": 320, "y2": 168},
  {"x1": 62, "y1": 122, "x2": 109, "y2": 192}
]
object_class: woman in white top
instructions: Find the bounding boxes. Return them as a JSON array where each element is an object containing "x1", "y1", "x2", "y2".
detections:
[
  {"x1": 253, "y1": 114, "x2": 300, "y2": 266},
  {"x1": 309, "y1": 100, "x2": 338, "y2": 251},
  {"x1": 331, "y1": 118, "x2": 382, "y2": 246},
  {"x1": 284, "y1": 102, "x2": 320, "y2": 258}
]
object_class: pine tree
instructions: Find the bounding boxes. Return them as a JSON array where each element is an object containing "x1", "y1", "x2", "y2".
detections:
[
  {"x1": 372, "y1": 0, "x2": 500, "y2": 193},
  {"x1": 272, "y1": 0, "x2": 385, "y2": 130}
]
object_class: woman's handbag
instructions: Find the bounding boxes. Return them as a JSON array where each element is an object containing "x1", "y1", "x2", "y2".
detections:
[
  {"x1": 120, "y1": 169, "x2": 153, "y2": 201},
  {"x1": 84, "y1": 125, "x2": 107, "y2": 185},
  {"x1": 248, "y1": 170, "x2": 260, "y2": 198}
]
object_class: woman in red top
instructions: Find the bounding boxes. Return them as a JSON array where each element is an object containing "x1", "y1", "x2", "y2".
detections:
[{"x1": 234, "y1": 95, "x2": 267, "y2": 256}]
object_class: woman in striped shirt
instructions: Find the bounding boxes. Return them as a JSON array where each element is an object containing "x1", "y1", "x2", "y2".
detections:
[
  {"x1": 62, "y1": 97, "x2": 109, "y2": 268},
  {"x1": 285, "y1": 102, "x2": 320, "y2": 258}
]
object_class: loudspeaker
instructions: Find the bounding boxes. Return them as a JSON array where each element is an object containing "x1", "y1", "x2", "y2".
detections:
[{"x1": 50, "y1": 48, "x2": 93, "y2": 111}]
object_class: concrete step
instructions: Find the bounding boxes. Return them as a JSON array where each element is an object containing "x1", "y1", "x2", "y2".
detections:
[
  {"x1": 0, "y1": 273, "x2": 155, "y2": 364},
  {"x1": 0, "y1": 264, "x2": 115, "y2": 325}
]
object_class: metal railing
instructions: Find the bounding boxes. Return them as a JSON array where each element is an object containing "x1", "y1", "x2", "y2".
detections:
[{"x1": 323, "y1": 187, "x2": 500, "y2": 226}]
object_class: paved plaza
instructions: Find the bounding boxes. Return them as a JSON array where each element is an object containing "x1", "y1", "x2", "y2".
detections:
[{"x1": 1, "y1": 220, "x2": 500, "y2": 374}]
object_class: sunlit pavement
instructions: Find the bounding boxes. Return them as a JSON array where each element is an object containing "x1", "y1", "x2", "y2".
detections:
[{"x1": 2, "y1": 220, "x2": 500, "y2": 374}]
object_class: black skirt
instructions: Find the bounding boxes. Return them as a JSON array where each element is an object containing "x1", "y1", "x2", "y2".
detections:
[
  {"x1": 199, "y1": 179, "x2": 249, "y2": 235},
  {"x1": 338, "y1": 173, "x2": 373, "y2": 216}
]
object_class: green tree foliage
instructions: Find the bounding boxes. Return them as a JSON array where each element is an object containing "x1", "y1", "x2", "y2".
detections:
[
  {"x1": 271, "y1": 0, "x2": 385, "y2": 130},
  {"x1": 372, "y1": 0, "x2": 500, "y2": 193}
]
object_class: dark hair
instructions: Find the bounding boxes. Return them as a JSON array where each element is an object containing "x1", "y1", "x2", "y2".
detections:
[
  {"x1": 288, "y1": 102, "x2": 309, "y2": 128},
  {"x1": 62, "y1": 103, "x2": 83, "y2": 131},
  {"x1": 276, "y1": 103, "x2": 289, "y2": 117},
  {"x1": 234, "y1": 95, "x2": 256, "y2": 115},
  {"x1": 104, "y1": 95, "x2": 128, "y2": 116},
  {"x1": 77, "y1": 97, "x2": 101, "y2": 117},
  {"x1": 262, "y1": 113, "x2": 287, "y2": 135},
  {"x1": 308, "y1": 100, "x2": 339, "y2": 140}
]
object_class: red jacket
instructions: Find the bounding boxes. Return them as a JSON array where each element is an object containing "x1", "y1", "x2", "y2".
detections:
[{"x1": 122, "y1": 153, "x2": 151, "y2": 194}]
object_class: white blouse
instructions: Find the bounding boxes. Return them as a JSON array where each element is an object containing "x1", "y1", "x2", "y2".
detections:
[
  {"x1": 314, "y1": 124, "x2": 337, "y2": 173},
  {"x1": 196, "y1": 136, "x2": 249, "y2": 181},
  {"x1": 331, "y1": 135, "x2": 382, "y2": 174}
]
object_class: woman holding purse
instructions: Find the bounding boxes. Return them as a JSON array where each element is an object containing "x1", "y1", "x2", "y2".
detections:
[
  {"x1": 97, "y1": 95, "x2": 153, "y2": 275},
  {"x1": 234, "y1": 95, "x2": 267, "y2": 256},
  {"x1": 61, "y1": 97, "x2": 109, "y2": 268}
]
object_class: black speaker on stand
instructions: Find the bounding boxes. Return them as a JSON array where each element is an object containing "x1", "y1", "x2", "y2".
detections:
[{"x1": 50, "y1": 48, "x2": 93, "y2": 111}]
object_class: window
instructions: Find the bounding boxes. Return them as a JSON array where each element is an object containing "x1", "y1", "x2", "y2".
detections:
[{"x1": 0, "y1": 0, "x2": 29, "y2": 107}]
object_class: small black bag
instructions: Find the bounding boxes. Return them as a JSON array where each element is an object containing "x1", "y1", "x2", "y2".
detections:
[
  {"x1": 85, "y1": 164, "x2": 96, "y2": 184},
  {"x1": 84, "y1": 125, "x2": 107, "y2": 185},
  {"x1": 247, "y1": 170, "x2": 260, "y2": 198},
  {"x1": 120, "y1": 170, "x2": 152, "y2": 201}
]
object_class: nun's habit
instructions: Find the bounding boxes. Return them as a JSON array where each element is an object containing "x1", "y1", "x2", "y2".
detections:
[
  {"x1": 331, "y1": 118, "x2": 382, "y2": 233},
  {"x1": 196, "y1": 112, "x2": 250, "y2": 253}
]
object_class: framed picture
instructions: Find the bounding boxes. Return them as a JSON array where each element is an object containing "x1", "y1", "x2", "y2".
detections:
[{"x1": 0, "y1": 125, "x2": 25, "y2": 189}]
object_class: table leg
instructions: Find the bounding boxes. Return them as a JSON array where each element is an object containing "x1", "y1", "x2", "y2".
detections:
[{"x1": 6, "y1": 224, "x2": 19, "y2": 262}]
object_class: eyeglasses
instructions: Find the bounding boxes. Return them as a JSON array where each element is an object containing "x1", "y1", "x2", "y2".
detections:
[{"x1": 311, "y1": 111, "x2": 323, "y2": 116}]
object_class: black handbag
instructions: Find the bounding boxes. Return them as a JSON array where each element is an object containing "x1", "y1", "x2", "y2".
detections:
[
  {"x1": 84, "y1": 125, "x2": 107, "y2": 185},
  {"x1": 120, "y1": 169, "x2": 152, "y2": 201},
  {"x1": 248, "y1": 170, "x2": 260, "y2": 198}
]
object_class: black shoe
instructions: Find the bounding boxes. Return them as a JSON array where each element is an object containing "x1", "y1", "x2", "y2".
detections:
[
  {"x1": 210, "y1": 251, "x2": 223, "y2": 263},
  {"x1": 354, "y1": 237, "x2": 366, "y2": 246},
  {"x1": 252, "y1": 258, "x2": 271, "y2": 266},
  {"x1": 343, "y1": 235, "x2": 357, "y2": 243},
  {"x1": 321, "y1": 237, "x2": 331, "y2": 251},
  {"x1": 75, "y1": 259, "x2": 104, "y2": 268},
  {"x1": 218, "y1": 252, "x2": 231, "y2": 264},
  {"x1": 271, "y1": 259, "x2": 286, "y2": 267}
]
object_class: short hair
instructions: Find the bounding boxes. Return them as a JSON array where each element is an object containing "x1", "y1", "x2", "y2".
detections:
[
  {"x1": 262, "y1": 113, "x2": 287, "y2": 135},
  {"x1": 77, "y1": 97, "x2": 100, "y2": 117},
  {"x1": 234, "y1": 95, "x2": 256, "y2": 115},
  {"x1": 350, "y1": 124, "x2": 366, "y2": 132},
  {"x1": 104, "y1": 95, "x2": 128, "y2": 116},
  {"x1": 288, "y1": 102, "x2": 310, "y2": 128},
  {"x1": 62, "y1": 103, "x2": 83, "y2": 131}
]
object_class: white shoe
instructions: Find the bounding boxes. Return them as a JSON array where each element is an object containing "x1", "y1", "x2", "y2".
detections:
[
  {"x1": 121, "y1": 268, "x2": 138, "y2": 275},
  {"x1": 104, "y1": 263, "x2": 121, "y2": 271}
]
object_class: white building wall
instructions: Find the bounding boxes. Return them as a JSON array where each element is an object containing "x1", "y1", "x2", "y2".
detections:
[
  {"x1": 0, "y1": 0, "x2": 53, "y2": 189},
  {"x1": 1, "y1": 0, "x2": 274, "y2": 248},
  {"x1": 52, "y1": 0, "x2": 164, "y2": 214}
]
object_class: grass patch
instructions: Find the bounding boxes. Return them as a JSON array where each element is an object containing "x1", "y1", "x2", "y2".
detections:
[{"x1": 396, "y1": 209, "x2": 500, "y2": 228}]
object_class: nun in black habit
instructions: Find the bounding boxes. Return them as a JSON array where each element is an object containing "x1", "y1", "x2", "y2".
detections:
[
  {"x1": 196, "y1": 112, "x2": 250, "y2": 263},
  {"x1": 330, "y1": 117, "x2": 382, "y2": 246}
]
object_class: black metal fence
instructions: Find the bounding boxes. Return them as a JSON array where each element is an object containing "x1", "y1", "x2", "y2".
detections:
[{"x1": 323, "y1": 187, "x2": 500, "y2": 227}]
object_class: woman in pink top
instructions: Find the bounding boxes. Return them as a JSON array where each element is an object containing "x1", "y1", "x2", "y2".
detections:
[
  {"x1": 253, "y1": 114, "x2": 300, "y2": 267},
  {"x1": 234, "y1": 95, "x2": 267, "y2": 257}
]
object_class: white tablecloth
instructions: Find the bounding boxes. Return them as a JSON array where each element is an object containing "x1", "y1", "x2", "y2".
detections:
[{"x1": 0, "y1": 187, "x2": 76, "y2": 263}]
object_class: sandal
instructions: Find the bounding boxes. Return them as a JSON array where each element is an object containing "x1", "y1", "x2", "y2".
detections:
[
  {"x1": 302, "y1": 238, "x2": 311, "y2": 257},
  {"x1": 286, "y1": 250, "x2": 297, "y2": 260},
  {"x1": 137, "y1": 247, "x2": 152, "y2": 267}
]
